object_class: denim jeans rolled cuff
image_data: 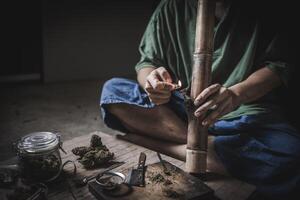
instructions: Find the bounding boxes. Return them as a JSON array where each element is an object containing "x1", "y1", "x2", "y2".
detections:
[
  {"x1": 100, "y1": 78, "x2": 152, "y2": 132},
  {"x1": 100, "y1": 77, "x2": 187, "y2": 132}
]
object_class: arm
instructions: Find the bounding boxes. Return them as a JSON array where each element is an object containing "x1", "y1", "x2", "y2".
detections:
[
  {"x1": 229, "y1": 66, "x2": 281, "y2": 105},
  {"x1": 194, "y1": 66, "x2": 281, "y2": 126}
]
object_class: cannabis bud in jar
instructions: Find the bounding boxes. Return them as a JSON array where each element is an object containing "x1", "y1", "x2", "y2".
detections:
[{"x1": 16, "y1": 132, "x2": 64, "y2": 182}]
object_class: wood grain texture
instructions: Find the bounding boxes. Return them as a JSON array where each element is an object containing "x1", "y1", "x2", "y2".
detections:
[
  {"x1": 88, "y1": 161, "x2": 213, "y2": 200},
  {"x1": 47, "y1": 131, "x2": 255, "y2": 200}
]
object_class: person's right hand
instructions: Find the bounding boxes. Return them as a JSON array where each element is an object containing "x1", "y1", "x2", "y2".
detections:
[{"x1": 144, "y1": 67, "x2": 176, "y2": 105}]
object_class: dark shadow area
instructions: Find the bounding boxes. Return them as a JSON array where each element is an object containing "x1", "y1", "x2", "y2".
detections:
[
  {"x1": 2, "y1": 1, "x2": 42, "y2": 77},
  {"x1": 0, "y1": 0, "x2": 160, "y2": 161}
]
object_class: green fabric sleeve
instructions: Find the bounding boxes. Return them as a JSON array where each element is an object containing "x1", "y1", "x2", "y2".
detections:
[
  {"x1": 263, "y1": 34, "x2": 293, "y2": 87},
  {"x1": 135, "y1": 1, "x2": 167, "y2": 72},
  {"x1": 265, "y1": 61, "x2": 290, "y2": 87}
]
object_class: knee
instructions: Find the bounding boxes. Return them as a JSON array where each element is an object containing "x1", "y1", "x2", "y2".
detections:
[
  {"x1": 101, "y1": 77, "x2": 133, "y2": 101},
  {"x1": 102, "y1": 77, "x2": 128, "y2": 91}
]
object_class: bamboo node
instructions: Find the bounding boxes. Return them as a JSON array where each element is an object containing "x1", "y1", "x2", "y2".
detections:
[{"x1": 185, "y1": 149, "x2": 207, "y2": 174}]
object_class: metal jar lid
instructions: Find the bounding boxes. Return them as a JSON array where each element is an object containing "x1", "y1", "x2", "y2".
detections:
[{"x1": 17, "y1": 132, "x2": 60, "y2": 154}]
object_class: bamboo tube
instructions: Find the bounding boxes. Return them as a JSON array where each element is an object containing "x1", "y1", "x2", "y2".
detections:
[{"x1": 186, "y1": 0, "x2": 216, "y2": 175}]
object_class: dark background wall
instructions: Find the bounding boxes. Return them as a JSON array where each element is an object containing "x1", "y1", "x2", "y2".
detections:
[
  {"x1": 2, "y1": 0, "x2": 298, "y2": 83},
  {"x1": 43, "y1": 0, "x2": 160, "y2": 82},
  {"x1": 1, "y1": 0, "x2": 160, "y2": 82},
  {"x1": 2, "y1": 1, "x2": 42, "y2": 77}
]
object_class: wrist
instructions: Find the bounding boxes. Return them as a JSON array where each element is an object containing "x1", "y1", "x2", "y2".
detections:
[{"x1": 228, "y1": 83, "x2": 244, "y2": 106}]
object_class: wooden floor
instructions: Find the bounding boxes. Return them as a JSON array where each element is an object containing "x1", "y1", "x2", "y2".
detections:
[{"x1": 48, "y1": 131, "x2": 255, "y2": 200}]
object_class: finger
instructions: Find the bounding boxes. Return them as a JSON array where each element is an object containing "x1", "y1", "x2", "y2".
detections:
[
  {"x1": 145, "y1": 83, "x2": 172, "y2": 97},
  {"x1": 149, "y1": 96, "x2": 170, "y2": 105},
  {"x1": 202, "y1": 99, "x2": 230, "y2": 126},
  {"x1": 145, "y1": 85, "x2": 173, "y2": 95},
  {"x1": 144, "y1": 81, "x2": 152, "y2": 91},
  {"x1": 156, "y1": 67, "x2": 172, "y2": 83},
  {"x1": 194, "y1": 88, "x2": 228, "y2": 117},
  {"x1": 157, "y1": 81, "x2": 175, "y2": 90},
  {"x1": 147, "y1": 71, "x2": 161, "y2": 90},
  {"x1": 147, "y1": 71, "x2": 175, "y2": 91},
  {"x1": 145, "y1": 81, "x2": 169, "y2": 97},
  {"x1": 149, "y1": 80, "x2": 175, "y2": 91},
  {"x1": 148, "y1": 91, "x2": 171, "y2": 99},
  {"x1": 145, "y1": 85, "x2": 170, "y2": 93},
  {"x1": 194, "y1": 98, "x2": 218, "y2": 117},
  {"x1": 146, "y1": 91, "x2": 171, "y2": 99},
  {"x1": 194, "y1": 84, "x2": 221, "y2": 107},
  {"x1": 148, "y1": 92, "x2": 171, "y2": 99}
]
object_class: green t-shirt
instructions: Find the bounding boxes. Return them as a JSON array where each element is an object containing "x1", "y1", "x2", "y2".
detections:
[{"x1": 135, "y1": 0, "x2": 292, "y2": 120}]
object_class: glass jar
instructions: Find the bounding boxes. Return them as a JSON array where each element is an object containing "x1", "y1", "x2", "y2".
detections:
[{"x1": 16, "y1": 132, "x2": 64, "y2": 182}]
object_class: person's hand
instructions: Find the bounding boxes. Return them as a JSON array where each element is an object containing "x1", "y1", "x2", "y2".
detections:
[
  {"x1": 194, "y1": 83, "x2": 241, "y2": 126},
  {"x1": 144, "y1": 67, "x2": 176, "y2": 105}
]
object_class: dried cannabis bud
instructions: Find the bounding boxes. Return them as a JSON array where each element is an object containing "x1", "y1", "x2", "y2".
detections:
[
  {"x1": 90, "y1": 134, "x2": 103, "y2": 148},
  {"x1": 78, "y1": 156, "x2": 95, "y2": 168},
  {"x1": 72, "y1": 146, "x2": 93, "y2": 157},
  {"x1": 72, "y1": 134, "x2": 114, "y2": 169},
  {"x1": 94, "y1": 150, "x2": 114, "y2": 165}
]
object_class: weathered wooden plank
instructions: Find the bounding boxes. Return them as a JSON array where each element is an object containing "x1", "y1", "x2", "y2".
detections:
[
  {"x1": 48, "y1": 131, "x2": 256, "y2": 200},
  {"x1": 88, "y1": 161, "x2": 213, "y2": 200}
]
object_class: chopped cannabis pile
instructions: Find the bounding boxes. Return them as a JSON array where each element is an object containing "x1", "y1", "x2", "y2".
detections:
[
  {"x1": 72, "y1": 134, "x2": 114, "y2": 169},
  {"x1": 147, "y1": 170, "x2": 185, "y2": 198},
  {"x1": 149, "y1": 173, "x2": 166, "y2": 183},
  {"x1": 163, "y1": 179, "x2": 173, "y2": 186},
  {"x1": 148, "y1": 172, "x2": 174, "y2": 187}
]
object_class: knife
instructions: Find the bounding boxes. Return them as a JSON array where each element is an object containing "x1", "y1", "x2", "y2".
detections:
[
  {"x1": 156, "y1": 152, "x2": 171, "y2": 175},
  {"x1": 127, "y1": 152, "x2": 146, "y2": 187}
]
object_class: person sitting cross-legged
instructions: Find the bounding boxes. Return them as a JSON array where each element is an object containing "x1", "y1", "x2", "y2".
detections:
[{"x1": 100, "y1": 0, "x2": 300, "y2": 199}]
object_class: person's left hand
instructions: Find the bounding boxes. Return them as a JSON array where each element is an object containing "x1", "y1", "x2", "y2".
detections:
[{"x1": 193, "y1": 83, "x2": 241, "y2": 127}]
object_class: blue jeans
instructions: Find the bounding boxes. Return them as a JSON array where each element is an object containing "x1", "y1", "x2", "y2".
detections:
[{"x1": 100, "y1": 78, "x2": 300, "y2": 198}]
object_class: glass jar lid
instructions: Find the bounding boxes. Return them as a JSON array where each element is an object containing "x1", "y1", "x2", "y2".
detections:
[{"x1": 17, "y1": 132, "x2": 60, "y2": 153}]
